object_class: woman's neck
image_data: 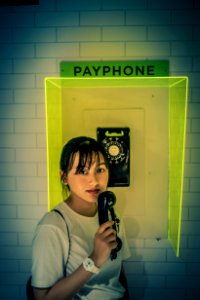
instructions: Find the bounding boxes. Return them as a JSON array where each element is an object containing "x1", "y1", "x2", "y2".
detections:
[{"x1": 65, "y1": 196, "x2": 97, "y2": 217}]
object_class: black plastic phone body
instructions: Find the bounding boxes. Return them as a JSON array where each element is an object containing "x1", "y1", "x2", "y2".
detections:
[{"x1": 97, "y1": 127, "x2": 130, "y2": 187}]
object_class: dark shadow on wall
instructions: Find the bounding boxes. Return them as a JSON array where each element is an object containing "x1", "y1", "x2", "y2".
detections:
[
  {"x1": 0, "y1": 0, "x2": 39, "y2": 6},
  {"x1": 124, "y1": 218, "x2": 148, "y2": 300}
]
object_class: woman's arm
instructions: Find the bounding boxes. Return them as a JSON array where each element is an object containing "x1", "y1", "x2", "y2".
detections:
[
  {"x1": 33, "y1": 264, "x2": 93, "y2": 300},
  {"x1": 33, "y1": 220, "x2": 117, "y2": 300}
]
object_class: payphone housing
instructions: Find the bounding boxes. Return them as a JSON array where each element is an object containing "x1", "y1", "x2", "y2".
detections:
[{"x1": 97, "y1": 127, "x2": 130, "y2": 187}]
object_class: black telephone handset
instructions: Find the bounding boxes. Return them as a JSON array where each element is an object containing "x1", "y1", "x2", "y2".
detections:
[{"x1": 98, "y1": 191, "x2": 122, "y2": 260}]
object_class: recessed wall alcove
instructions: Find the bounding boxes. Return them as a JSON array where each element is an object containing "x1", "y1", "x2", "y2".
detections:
[{"x1": 45, "y1": 77, "x2": 188, "y2": 256}]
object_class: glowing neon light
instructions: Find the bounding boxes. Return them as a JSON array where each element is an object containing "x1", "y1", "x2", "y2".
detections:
[{"x1": 45, "y1": 77, "x2": 188, "y2": 256}]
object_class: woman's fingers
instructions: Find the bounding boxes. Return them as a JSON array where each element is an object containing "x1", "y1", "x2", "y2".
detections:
[{"x1": 97, "y1": 220, "x2": 114, "y2": 234}]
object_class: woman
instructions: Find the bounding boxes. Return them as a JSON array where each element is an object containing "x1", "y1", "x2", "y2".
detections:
[{"x1": 31, "y1": 136, "x2": 130, "y2": 300}]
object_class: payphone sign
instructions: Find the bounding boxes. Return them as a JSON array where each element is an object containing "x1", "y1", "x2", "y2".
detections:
[{"x1": 60, "y1": 60, "x2": 169, "y2": 78}]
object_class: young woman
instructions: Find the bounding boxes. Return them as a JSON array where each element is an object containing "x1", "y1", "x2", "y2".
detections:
[{"x1": 31, "y1": 136, "x2": 130, "y2": 300}]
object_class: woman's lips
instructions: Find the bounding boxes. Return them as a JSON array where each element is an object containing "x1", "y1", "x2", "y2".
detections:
[{"x1": 86, "y1": 189, "x2": 100, "y2": 195}]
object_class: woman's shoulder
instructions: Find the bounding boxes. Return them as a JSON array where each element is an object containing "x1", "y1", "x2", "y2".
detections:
[{"x1": 37, "y1": 203, "x2": 68, "y2": 232}]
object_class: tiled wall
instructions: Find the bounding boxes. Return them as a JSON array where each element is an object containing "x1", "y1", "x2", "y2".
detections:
[{"x1": 0, "y1": 0, "x2": 200, "y2": 299}]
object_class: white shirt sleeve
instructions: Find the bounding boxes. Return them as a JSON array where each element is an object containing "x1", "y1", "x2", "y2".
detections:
[{"x1": 31, "y1": 224, "x2": 69, "y2": 288}]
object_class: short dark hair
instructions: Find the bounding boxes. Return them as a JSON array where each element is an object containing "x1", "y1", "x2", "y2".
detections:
[{"x1": 60, "y1": 136, "x2": 109, "y2": 176}]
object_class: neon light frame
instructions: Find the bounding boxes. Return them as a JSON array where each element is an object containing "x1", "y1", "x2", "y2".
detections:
[{"x1": 45, "y1": 76, "x2": 188, "y2": 256}]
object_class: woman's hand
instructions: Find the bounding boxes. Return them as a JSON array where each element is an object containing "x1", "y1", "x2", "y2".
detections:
[{"x1": 90, "y1": 220, "x2": 117, "y2": 267}]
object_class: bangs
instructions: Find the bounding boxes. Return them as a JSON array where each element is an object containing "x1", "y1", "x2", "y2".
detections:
[{"x1": 68, "y1": 141, "x2": 107, "y2": 174}]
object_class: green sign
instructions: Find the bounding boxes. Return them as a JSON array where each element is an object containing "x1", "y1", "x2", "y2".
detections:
[{"x1": 60, "y1": 60, "x2": 169, "y2": 77}]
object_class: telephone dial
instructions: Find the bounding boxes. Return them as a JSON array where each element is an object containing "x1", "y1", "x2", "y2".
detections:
[
  {"x1": 98, "y1": 191, "x2": 122, "y2": 260},
  {"x1": 97, "y1": 127, "x2": 130, "y2": 187}
]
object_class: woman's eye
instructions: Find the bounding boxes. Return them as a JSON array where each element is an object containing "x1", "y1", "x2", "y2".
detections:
[{"x1": 97, "y1": 167, "x2": 106, "y2": 174}]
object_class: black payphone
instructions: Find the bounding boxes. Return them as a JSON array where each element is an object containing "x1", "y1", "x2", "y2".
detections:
[{"x1": 97, "y1": 127, "x2": 130, "y2": 187}]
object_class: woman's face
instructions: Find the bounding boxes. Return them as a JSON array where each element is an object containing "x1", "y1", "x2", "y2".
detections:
[{"x1": 65, "y1": 152, "x2": 109, "y2": 204}]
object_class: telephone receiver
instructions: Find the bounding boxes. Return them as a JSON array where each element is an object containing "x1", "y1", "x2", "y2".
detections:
[{"x1": 97, "y1": 191, "x2": 122, "y2": 260}]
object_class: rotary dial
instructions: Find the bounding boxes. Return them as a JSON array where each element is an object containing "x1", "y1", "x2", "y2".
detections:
[{"x1": 103, "y1": 137, "x2": 126, "y2": 164}]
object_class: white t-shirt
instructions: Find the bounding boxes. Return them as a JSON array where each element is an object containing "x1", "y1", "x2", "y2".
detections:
[{"x1": 31, "y1": 201, "x2": 130, "y2": 300}]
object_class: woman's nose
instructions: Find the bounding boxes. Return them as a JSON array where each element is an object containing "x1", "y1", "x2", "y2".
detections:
[{"x1": 88, "y1": 172, "x2": 98, "y2": 184}]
